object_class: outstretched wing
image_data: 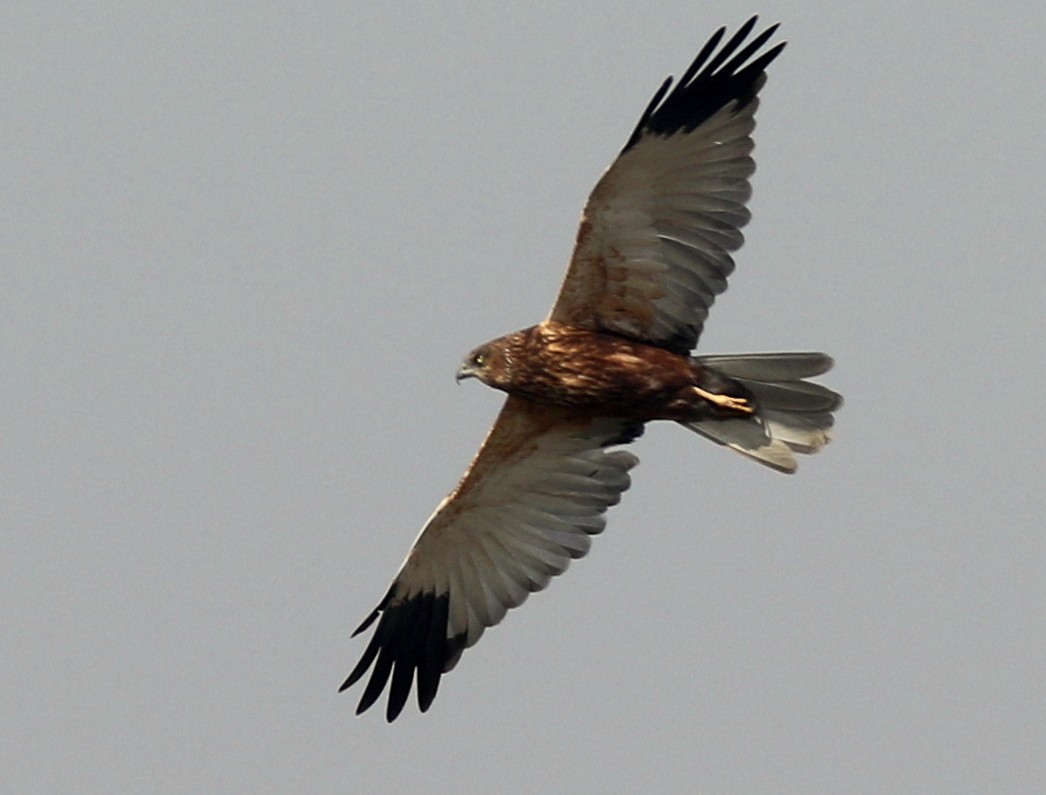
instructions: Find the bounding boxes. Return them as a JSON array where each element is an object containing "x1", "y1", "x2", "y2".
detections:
[
  {"x1": 341, "y1": 397, "x2": 642, "y2": 721},
  {"x1": 547, "y1": 17, "x2": 785, "y2": 354}
]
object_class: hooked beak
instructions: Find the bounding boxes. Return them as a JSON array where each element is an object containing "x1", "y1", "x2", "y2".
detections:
[{"x1": 455, "y1": 362, "x2": 478, "y2": 384}]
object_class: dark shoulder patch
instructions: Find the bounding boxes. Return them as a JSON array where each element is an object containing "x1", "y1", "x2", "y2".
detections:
[
  {"x1": 603, "y1": 420, "x2": 645, "y2": 447},
  {"x1": 622, "y1": 16, "x2": 785, "y2": 153}
]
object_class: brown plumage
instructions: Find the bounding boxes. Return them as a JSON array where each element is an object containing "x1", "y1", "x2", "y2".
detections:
[
  {"x1": 343, "y1": 17, "x2": 842, "y2": 722},
  {"x1": 457, "y1": 323, "x2": 756, "y2": 421}
]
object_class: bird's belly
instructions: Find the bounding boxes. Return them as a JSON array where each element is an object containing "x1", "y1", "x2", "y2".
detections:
[{"x1": 509, "y1": 336, "x2": 698, "y2": 419}]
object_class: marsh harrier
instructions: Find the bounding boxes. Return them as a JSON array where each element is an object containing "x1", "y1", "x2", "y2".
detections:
[{"x1": 342, "y1": 17, "x2": 841, "y2": 721}]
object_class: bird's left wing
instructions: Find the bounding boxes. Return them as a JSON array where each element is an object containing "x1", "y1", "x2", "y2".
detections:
[
  {"x1": 547, "y1": 17, "x2": 785, "y2": 354},
  {"x1": 341, "y1": 396, "x2": 642, "y2": 721}
]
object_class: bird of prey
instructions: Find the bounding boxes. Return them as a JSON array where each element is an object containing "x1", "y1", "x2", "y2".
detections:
[{"x1": 342, "y1": 17, "x2": 841, "y2": 721}]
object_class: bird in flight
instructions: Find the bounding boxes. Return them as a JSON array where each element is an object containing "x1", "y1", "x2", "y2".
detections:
[{"x1": 342, "y1": 17, "x2": 841, "y2": 721}]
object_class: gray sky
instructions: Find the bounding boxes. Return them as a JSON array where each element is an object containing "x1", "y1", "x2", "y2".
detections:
[{"x1": 4, "y1": 1, "x2": 1044, "y2": 792}]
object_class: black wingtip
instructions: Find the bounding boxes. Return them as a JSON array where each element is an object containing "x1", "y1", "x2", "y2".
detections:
[
  {"x1": 622, "y1": 18, "x2": 786, "y2": 153},
  {"x1": 351, "y1": 608, "x2": 380, "y2": 638},
  {"x1": 341, "y1": 591, "x2": 459, "y2": 721}
]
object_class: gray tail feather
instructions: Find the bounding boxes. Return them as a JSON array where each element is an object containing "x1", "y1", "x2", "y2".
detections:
[{"x1": 681, "y1": 352, "x2": 842, "y2": 474}]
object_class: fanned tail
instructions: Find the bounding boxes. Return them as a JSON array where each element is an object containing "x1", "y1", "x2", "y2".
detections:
[{"x1": 681, "y1": 352, "x2": 841, "y2": 473}]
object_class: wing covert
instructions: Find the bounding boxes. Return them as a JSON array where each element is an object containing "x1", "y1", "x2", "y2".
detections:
[
  {"x1": 341, "y1": 397, "x2": 642, "y2": 721},
  {"x1": 548, "y1": 16, "x2": 785, "y2": 353}
]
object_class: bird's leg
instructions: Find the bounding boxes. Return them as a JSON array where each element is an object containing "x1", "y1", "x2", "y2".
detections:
[{"x1": 691, "y1": 386, "x2": 755, "y2": 414}]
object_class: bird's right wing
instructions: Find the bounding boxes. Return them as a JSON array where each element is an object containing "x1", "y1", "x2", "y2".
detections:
[
  {"x1": 547, "y1": 17, "x2": 785, "y2": 354},
  {"x1": 341, "y1": 396, "x2": 642, "y2": 721}
]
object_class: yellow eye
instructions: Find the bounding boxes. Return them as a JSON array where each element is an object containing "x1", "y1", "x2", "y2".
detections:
[{"x1": 472, "y1": 352, "x2": 486, "y2": 366}]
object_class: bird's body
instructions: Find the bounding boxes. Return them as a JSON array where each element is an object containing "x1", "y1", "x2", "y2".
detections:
[
  {"x1": 342, "y1": 17, "x2": 842, "y2": 721},
  {"x1": 461, "y1": 322, "x2": 756, "y2": 422}
]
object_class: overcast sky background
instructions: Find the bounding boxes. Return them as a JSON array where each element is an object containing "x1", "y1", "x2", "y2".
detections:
[{"x1": 3, "y1": 2, "x2": 1043, "y2": 792}]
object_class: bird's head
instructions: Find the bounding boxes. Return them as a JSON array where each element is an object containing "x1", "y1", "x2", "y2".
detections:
[{"x1": 456, "y1": 336, "x2": 513, "y2": 389}]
